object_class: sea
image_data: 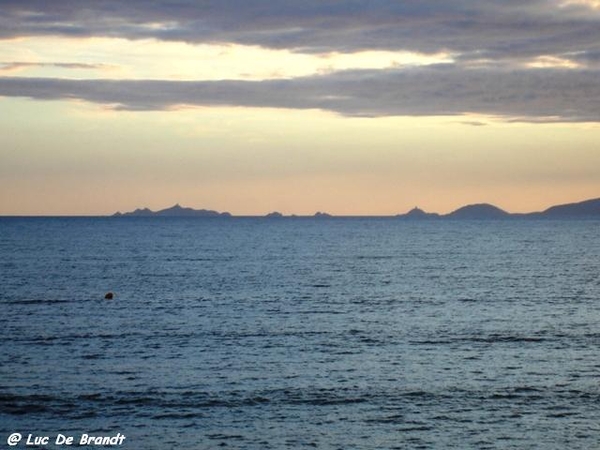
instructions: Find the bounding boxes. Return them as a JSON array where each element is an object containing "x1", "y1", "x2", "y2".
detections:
[{"x1": 1, "y1": 217, "x2": 599, "y2": 449}]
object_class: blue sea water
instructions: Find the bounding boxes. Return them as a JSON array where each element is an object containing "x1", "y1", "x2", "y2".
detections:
[{"x1": 1, "y1": 217, "x2": 599, "y2": 449}]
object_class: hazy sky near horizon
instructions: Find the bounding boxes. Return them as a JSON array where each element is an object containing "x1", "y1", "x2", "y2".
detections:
[{"x1": 1, "y1": 0, "x2": 600, "y2": 215}]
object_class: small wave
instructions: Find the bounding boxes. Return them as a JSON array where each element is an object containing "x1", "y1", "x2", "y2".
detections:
[
  {"x1": 152, "y1": 412, "x2": 204, "y2": 420},
  {"x1": 206, "y1": 434, "x2": 245, "y2": 441},
  {"x1": 0, "y1": 393, "x2": 61, "y2": 415},
  {"x1": 4, "y1": 384, "x2": 596, "y2": 423},
  {"x1": 411, "y1": 333, "x2": 547, "y2": 346},
  {"x1": 4, "y1": 298, "x2": 75, "y2": 305},
  {"x1": 365, "y1": 413, "x2": 404, "y2": 424},
  {"x1": 294, "y1": 309, "x2": 344, "y2": 315},
  {"x1": 355, "y1": 255, "x2": 394, "y2": 260},
  {"x1": 547, "y1": 411, "x2": 578, "y2": 418},
  {"x1": 79, "y1": 393, "x2": 103, "y2": 400},
  {"x1": 513, "y1": 386, "x2": 543, "y2": 393},
  {"x1": 409, "y1": 339, "x2": 453, "y2": 345},
  {"x1": 107, "y1": 387, "x2": 370, "y2": 410},
  {"x1": 396, "y1": 424, "x2": 434, "y2": 432},
  {"x1": 469, "y1": 334, "x2": 546, "y2": 343}
]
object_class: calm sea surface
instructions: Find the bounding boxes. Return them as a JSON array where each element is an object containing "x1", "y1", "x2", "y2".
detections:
[{"x1": 1, "y1": 217, "x2": 599, "y2": 449}]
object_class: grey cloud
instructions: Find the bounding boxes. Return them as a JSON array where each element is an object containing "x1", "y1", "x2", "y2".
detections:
[
  {"x1": 0, "y1": 62, "x2": 110, "y2": 71},
  {"x1": 571, "y1": 50, "x2": 600, "y2": 64},
  {"x1": 1, "y1": 66, "x2": 598, "y2": 121},
  {"x1": 460, "y1": 121, "x2": 489, "y2": 127},
  {"x1": 0, "y1": 0, "x2": 599, "y2": 61}
]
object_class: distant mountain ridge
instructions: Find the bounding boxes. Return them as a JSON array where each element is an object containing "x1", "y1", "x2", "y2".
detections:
[
  {"x1": 113, "y1": 204, "x2": 231, "y2": 217},
  {"x1": 112, "y1": 197, "x2": 600, "y2": 218},
  {"x1": 445, "y1": 203, "x2": 510, "y2": 219},
  {"x1": 402, "y1": 207, "x2": 440, "y2": 219},
  {"x1": 396, "y1": 198, "x2": 600, "y2": 219},
  {"x1": 536, "y1": 197, "x2": 600, "y2": 218}
]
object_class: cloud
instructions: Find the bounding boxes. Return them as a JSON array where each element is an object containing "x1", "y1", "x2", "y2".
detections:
[
  {"x1": 0, "y1": 61, "x2": 109, "y2": 73},
  {"x1": 0, "y1": 1, "x2": 599, "y2": 61},
  {"x1": 1, "y1": 65, "x2": 599, "y2": 122},
  {"x1": 460, "y1": 121, "x2": 489, "y2": 127},
  {"x1": 1, "y1": 2, "x2": 598, "y2": 122}
]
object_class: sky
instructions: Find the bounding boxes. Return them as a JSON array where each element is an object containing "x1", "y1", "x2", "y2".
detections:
[{"x1": 1, "y1": 0, "x2": 599, "y2": 215}]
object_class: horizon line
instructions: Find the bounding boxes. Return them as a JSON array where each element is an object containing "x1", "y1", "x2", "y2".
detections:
[{"x1": 1, "y1": 196, "x2": 599, "y2": 218}]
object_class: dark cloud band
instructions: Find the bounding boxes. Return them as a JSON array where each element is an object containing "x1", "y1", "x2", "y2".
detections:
[
  {"x1": 1, "y1": 66, "x2": 598, "y2": 122},
  {"x1": 0, "y1": 0, "x2": 599, "y2": 60},
  {"x1": 2, "y1": 1, "x2": 598, "y2": 121}
]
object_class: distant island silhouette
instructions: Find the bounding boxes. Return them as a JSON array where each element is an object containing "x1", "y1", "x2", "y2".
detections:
[
  {"x1": 112, "y1": 197, "x2": 600, "y2": 219},
  {"x1": 113, "y1": 204, "x2": 231, "y2": 217},
  {"x1": 397, "y1": 198, "x2": 600, "y2": 219}
]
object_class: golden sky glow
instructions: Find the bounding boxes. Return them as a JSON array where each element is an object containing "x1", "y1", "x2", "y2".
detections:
[
  {"x1": 559, "y1": 0, "x2": 600, "y2": 10},
  {"x1": 0, "y1": 37, "x2": 453, "y2": 81},
  {"x1": 1, "y1": 98, "x2": 598, "y2": 215},
  {"x1": 1, "y1": 1, "x2": 599, "y2": 215}
]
